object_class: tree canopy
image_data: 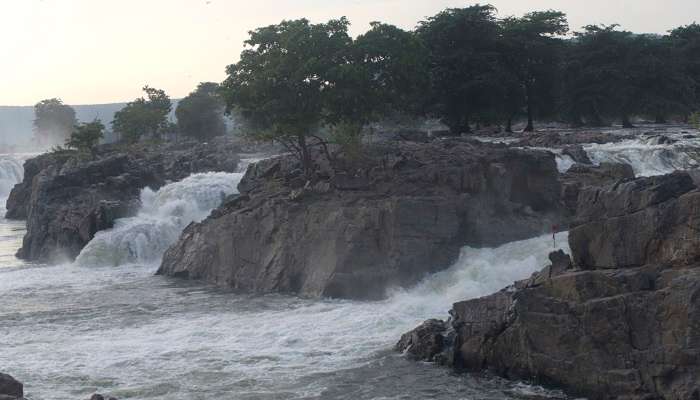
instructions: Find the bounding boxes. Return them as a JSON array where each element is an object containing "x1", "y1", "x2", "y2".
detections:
[
  {"x1": 65, "y1": 119, "x2": 105, "y2": 152},
  {"x1": 176, "y1": 82, "x2": 227, "y2": 141},
  {"x1": 112, "y1": 86, "x2": 172, "y2": 143},
  {"x1": 33, "y1": 98, "x2": 76, "y2": 148}
]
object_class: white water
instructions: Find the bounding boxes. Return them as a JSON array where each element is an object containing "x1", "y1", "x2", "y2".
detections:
[
  {"x1": 1, "y1": 231, "x2": 570, "y2": 400},
  {"x1": 75, "y1": 172, "x2": 243, "y2": 267},
  {"x1": 584, "y1": 131, "x2": 700, "y2": 176}
]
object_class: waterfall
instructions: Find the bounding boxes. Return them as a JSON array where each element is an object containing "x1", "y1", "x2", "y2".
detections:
[
  {"x1": 75, "y1": 172, "x2": 243, "y2": 267},
  {"x1": 0, "y1": 155, "x2": 24, "y2": 200}
]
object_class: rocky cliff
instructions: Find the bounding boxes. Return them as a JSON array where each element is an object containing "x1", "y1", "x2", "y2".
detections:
[
  {"x1": 158, "y1": 139, "x2": 567, "y2": 300},
  {"x1": 9, "y1": 138, "x2": 241, "y2": 262},
  {"x1": 397, "y1": 171, "x2": 700, "y2": 400}
]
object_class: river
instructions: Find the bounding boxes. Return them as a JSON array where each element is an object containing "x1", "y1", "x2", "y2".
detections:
[{"x1": 1, "y1": 126, "x2": 698, "y2": 400}]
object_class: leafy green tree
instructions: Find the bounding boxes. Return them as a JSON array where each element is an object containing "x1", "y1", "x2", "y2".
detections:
[
  {"x1": 351, "y1": 22, "x2": 429, "y2": 119},
  {"x1": 112, "y1": 86, "x2": 172, "y2": 143},
  {"x1": 628, "y1": 34, "x2": 694, "y2": 123},
  {"x1": 501, "y1": 11, "x2": 568, "y2": 131},
  {"x1": 33, "y1": 98, "x2": 76, "y2": 147},
  {"x1": 670, "y1": 23, "x2": 700, "y2": 117},
  {"x1": 65, "y1": 119, "x2": 105, "y2": 152},
  {"x1": 221, "y1": 18, "x2": 353, "y2": 175},
  {"x1": 561, "y1": 25, "x2": 637, "y2": 126},
  {"x1": 417, "y1": 5, "x2": 505, "y2": 134},
  {"x1": 176, "y1": 82, "x2": 227, "y2": 141}
]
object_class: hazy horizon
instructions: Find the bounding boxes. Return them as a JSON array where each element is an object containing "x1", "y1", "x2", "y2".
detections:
[{"x1": 2, "y1": 0, "x2": 699, "y2": 106}]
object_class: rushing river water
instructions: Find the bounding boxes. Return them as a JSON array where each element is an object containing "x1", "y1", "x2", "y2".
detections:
[{"x1": 1, "y1": 128, "x2": 699, "y2": 400}]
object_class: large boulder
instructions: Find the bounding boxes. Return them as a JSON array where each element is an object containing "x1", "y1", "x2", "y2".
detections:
[
  {"x1": 0, "y1": 373, "x2": 23, "y2": 399},
  {"x1": 13, "y1": 138, "x2": 242, "y2": 262},
  {"x1": 158, "y1": 140, "x2": 566, "y2": 300},
  {"x1": 398, "y1": 172, "x2": 700, "y2": 400}
]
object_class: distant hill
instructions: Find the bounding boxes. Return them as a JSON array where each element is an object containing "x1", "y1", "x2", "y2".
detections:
[{"x1": 0, "y1": 101, "x2": 179, "y2": 150}]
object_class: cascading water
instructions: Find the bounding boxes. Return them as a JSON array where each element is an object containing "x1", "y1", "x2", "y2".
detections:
[
  {"x1": 0, "y1": 230, "x2": 571, "y2": 399},
  {"x1": 75, "y1": 172, "x2": 243, "y2": 267},
  {"x1": 584, "y1": 133, "x2": 700, "y2": 176},
  {"x1": 0, "y1": 155, "x2": 23, "y2": 200}
]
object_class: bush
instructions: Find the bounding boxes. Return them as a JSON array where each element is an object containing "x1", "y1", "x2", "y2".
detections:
[
  {"x1": 66, "y1": 120, "x2": 104, "y2": 152},
  {"x1": 690, "y1": 112, "x2": 700, "y2": 129}
]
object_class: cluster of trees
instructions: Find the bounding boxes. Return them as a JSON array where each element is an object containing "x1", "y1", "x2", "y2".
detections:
[
  {"x1": 33, "y1": 82, "x2": 229, "y2": 150},
  {"x1": 32, "y1": 4, "x2": 700, "y2": 160},
  {"x1": 219, "y1": 5, "x2": 700, "y2": 174}
]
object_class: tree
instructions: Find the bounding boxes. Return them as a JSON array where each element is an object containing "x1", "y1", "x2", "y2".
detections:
[
  {"x1": 627, "y1": 34, "x2": 694, "y2": 123},
  {"x1": 112, "y1": 86, "x2": 172, "y2": 143},
  {"x1": 670, "y1": 23, "x2": 700, "y2": 117},
  {"x1": 350, "y1": 22, "x2": 429, "y2": 119},
  {"x1": 501, "y1": 11, "x2": 568, "y2": 131},
  {"x1": 33, "y1": 98, "x2": 76, "y2": 148},
  {"x1": 221, "y1": 18, "x2": 353, "y2": 175},
  {"x1": 65, "y1": 119, "x2": 105, "y2": 152},
  {"x1": 417, "y1": 5, "x2": 505, "y2": 134},
  {"x1": 176, "y1": 82, "x2": 227, "y2": 141},
  {"x1": 561, "y1": 25, "x2": 637, "y2": 126}
]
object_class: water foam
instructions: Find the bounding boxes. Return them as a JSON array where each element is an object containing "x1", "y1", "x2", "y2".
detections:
[
  {"x1": 75, "y1": 172, "x2": 243, "y2": 267},
  {"x1": 0, "y1": 232, "x2": 570, "y2": 399},
  {"x1": 582, "y1": 126, "x2": 700, "y2": 177}
]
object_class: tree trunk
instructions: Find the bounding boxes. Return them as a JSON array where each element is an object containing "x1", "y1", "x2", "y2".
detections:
[
  {"x1": 505, "y1": 118, "x2": 513, "y2": 133},
  {"x1": 523, "y1": 84, "x2": 535, "y2": 132},
  {"x1": 298, "y1": 133, "x2": 312, "y2": 179},
  {"x1": 622, "y1": 115, "x2": 634, "y2": 129}
]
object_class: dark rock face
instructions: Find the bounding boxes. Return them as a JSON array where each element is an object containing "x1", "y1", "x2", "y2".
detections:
[
  {"x1": 12, "y1": 138, "x2": 241, "y2": 262},
  {"x1": 158, "y1": 140, "x2": 566, "y2": 300},
  {"x1": 0, "y1": 373, "x2": 23, "y2": 399},
  {"x1": 398, "y1": 172, "x2": 700, "y2": 400},
  {"x1": 559, "y1": 162, "x2": 635, "y2": 219},
  {"x1": 561, "y1": 145, "x2": 592, "y2": 165}
]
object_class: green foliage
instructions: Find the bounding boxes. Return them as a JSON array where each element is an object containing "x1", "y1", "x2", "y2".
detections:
[
  {"x1": 176, "y1": 82, "x2": 226, "y2": 141},
  {"x1": 417, "y1": 5, "x2": 505, "y2": 133},
  {"x1": 501, "y1": 11, "x2": 568, "y2": 131},
  {"x1": 66, "y1": 119, "x2": 105, "y2": 152},
  {"x1": 33, "y1": 98, "x2": 76, "y2": 147},
  {"x1": 690, "y1": 112, "x2": 700, "y2": 129},
  {"x1": 328, "y1": 122, "x2": 364, "y2": 162},
  {"x1": 112, "y1": 86, "x2": 172, "y2": 143}
]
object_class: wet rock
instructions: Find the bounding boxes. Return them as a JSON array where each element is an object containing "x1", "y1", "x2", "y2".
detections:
[
  {"x1": 559, "y1": 162, "x2": 635, "y2": 219},
  {"x1": 570, "y1": 172, "x2": 699, "y2": 268},
  {"x1": 397, "y1": 129, "x2": 431, "y2": 143},
  {"x1": 89, "y1": 394, "x2": 118, "y2": 400},
  {"x1": 399, "y1": 171, "x2": 700, "y2": 400},
  {"x1": 395, "y1": 319, "x2": 449, "y2": 362},
  {"x1": 158, "y1": 140, "x2": 566, "y2": 300},
  {"x1": 0, "y1": 373, "x2": 22, "y2": 399},
  {"x1": 515, "y1": 131, "x2": 634, "y2": 147},
  {"x1": 561, "y1": 145, "x2": 592, "y2": 164},
  {"x1": 12, "y1": 138, "x2": 244, "y2": 262}
]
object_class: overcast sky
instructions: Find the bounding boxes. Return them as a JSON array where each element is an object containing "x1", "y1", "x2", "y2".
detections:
[{"x1": 1, "y1": 0, "x2": 698, "y2": 106}]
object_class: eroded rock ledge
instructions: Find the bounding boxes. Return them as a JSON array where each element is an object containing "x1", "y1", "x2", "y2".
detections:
[
  {"x1": 8, "y1": 138, "x2": 242, "y2": 262},
  {"x1": 397, "y1": 171, "x2": 700, "y2": 400},
  {"x1": 158, "y1": 139, "x2": 567, "y2": 300}
]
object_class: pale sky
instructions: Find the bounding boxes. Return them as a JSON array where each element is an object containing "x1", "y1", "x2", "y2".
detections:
[{"x1": 1, "y1": 0, "x2": 698, "y2": 106}]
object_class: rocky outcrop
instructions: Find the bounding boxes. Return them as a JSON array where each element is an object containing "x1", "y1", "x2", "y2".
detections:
[
  {"x1": 559, "y1": 162, "x2": 635, "y2": 218},
  {"x1": 12, "y1": 138, "x2": 242, "y2": 262},
  {"x1": 0, "y1": 373, "x2": 23, "y2": 400},
  {"x1": 397, "y1": 172, "x2": 700, "y2": 400},
  {"x1": 158, "y1": 139, "x2": 566, "y2": 300}
]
